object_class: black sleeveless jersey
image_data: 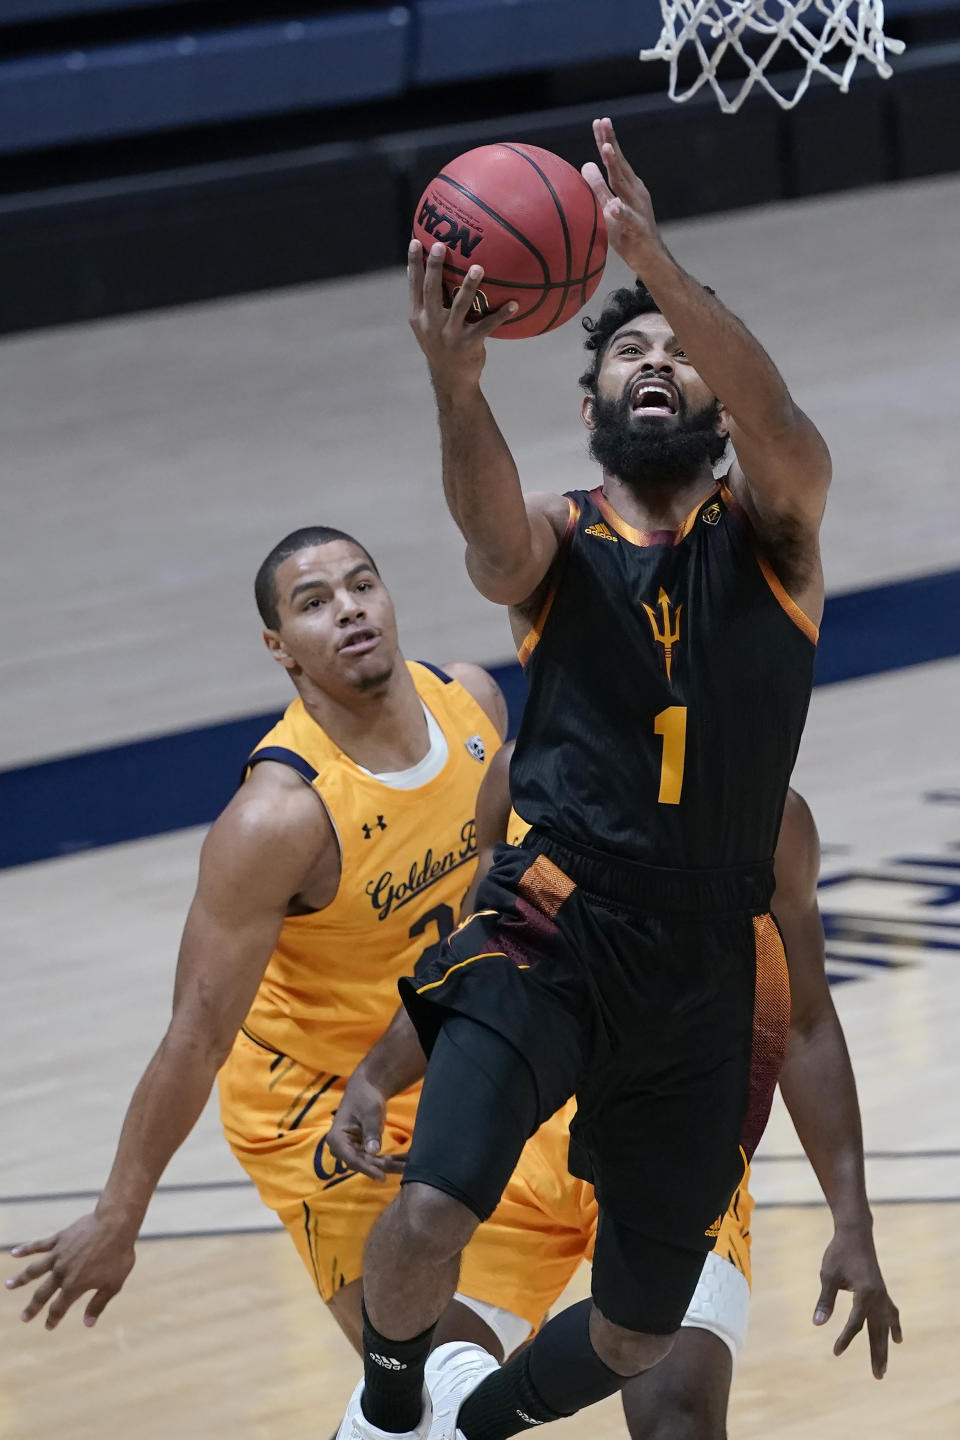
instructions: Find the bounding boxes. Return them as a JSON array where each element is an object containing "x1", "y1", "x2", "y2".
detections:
[{"x1": 509, "y1": 484, "x2": 817, "y2": 869}]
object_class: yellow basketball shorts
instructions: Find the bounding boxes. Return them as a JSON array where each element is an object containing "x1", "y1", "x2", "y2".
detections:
[{"x1": 217, "y1": 1033, "x2": 751, "y2": 1336}]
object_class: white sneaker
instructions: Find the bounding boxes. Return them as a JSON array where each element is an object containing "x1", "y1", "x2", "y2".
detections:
[
  {"x1": 424, "y1": 1342, "x2": 500, "y2": 1440},
  {"x1": 334, "y1": 1374, "x2": 431, "y2": 1440}
]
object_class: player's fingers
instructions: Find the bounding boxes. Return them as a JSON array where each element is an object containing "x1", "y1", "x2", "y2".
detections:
[
  {"x1": 6, "y1": 1252, "x2": 56, "y2": 1289},
  {"x1": 833, "y1": 1300, "x2": 866, "y2": 1356},
  {"x1": 9, "y1": 1236, "x2": 57, "y2": 1259},
  {"x1": 43, "y1": 1287, "x2": 79, "y2": 1331},
  {"x1": 362, "y1": 1131, "x2": 383, "y2": 1155},
  {"x1": 598, "y1": 117, "x2": 634, "y2": 175},
  {"x1": 447, "y1": 266, "x2": 485, "y2": 325},
  {"x1": 581, "y1": 161, "x2": 615, "y2": 209},
  {"x1": 18, "y1": 1274, "x2": 59, "y2": 1323},
  {"x1": 890, "y1": 1306, "x2": 903, "y2": 1344},
  {"x1": 422, "y1": 242, "x2": 447, "y2": 312},
  {"x1": 407, "y1": 239, "x2": 425, "y2": 314},
  {"x1": 350, "y1": 1154, "x2": 393, "y2": 1183},
  {"x1": 867, "y1": 1312, "x2": 889, "y2": 1379},
  {"x1": 813, "y1": 1275, "x2": 839, "y2": 1325},
  {"x1": 473, "y1": 300, "x2": 518, "y2": 341},
  {"x1": 83, "y1": 1288, "x2": 115, "y2": 1328}
]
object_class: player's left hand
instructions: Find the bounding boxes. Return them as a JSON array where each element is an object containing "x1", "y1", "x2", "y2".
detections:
[
  {"x1": 582, "y1": 117, "x2": 663, "y2": 274},
  {"x1": 813, "y1": 1225, "x2": 903, "y2": 1378},
  {"x1": 327, "y1": 1072, "x2": 408, "y2": 1183}
]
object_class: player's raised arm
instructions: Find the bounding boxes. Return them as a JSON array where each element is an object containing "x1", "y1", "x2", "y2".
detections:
[
  {"x1": 5, "y1": 766, "x2": 327, "y2": 1332},
  {"x1": 772, "y1": 789, "x2": 902, "y2": 1378},
  {"x1": 408, "y1": 238, "x2": 570, "y2": 606},
  {"x1": 584, "y1": 118, "x2": 830, "y2": 597}
]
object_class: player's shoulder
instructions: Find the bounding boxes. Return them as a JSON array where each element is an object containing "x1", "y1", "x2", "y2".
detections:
[
  {"x1": 212, "y1": 761, "x2": 331, "y2": 856},
  {"x1": 438, "y1": 661, "x2": 508, "y2": 740},
  {"x1": 525, "y1": 489, "x2": 578, "y2": 537}
]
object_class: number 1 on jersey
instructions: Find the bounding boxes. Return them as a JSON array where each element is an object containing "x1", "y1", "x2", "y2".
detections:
[{"x1": 654, "y1": 706, "x2": 687, "y2": 805}]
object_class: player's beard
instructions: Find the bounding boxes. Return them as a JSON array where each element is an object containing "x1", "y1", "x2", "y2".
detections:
[{"x1": 588, "y1": 389, "x2": 728, "y2": 491}]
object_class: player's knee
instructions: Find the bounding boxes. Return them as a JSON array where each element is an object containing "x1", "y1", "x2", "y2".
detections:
[
  {"x1": 392, "y1": 1181, "x2": 479, "y2": 1262},
  {"x1": 589, "y1": 1305, "x2": 677, "y2": 1376}
]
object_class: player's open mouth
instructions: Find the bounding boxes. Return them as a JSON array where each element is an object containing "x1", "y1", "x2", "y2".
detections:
[
  {"x1": 630, "y1": 380, "x2": 678, "y2": 417},
  {"x1": 337, "y1": 628, "x2": 381, "y2": 655}
]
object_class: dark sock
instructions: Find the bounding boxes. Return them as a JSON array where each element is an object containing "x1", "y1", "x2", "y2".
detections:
[
  {"x1": 458, "y1": 1300, "x2": 625, "y2": 1440},
  {"x1": 360, "y1": 1302, "x2": 435, "y2": 1434}
]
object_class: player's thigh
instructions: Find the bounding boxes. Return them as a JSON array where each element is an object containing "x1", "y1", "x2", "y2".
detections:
[
  {"x1": 402, "y1": 1014, "x2": 542, "y2": 1223},
  {"x1": 591, "y1": 1209, "x2": 708, "y2": 1336},
  {"x1": 219, "y1": 1033, "x2": 416, "y2": 1302},
  {"x1": 620, "y1": 1327, "x2": 732, "y2": 1440},
  {"x1": 459, "y1": 1101, "x2": 595, "y2": 1341}
]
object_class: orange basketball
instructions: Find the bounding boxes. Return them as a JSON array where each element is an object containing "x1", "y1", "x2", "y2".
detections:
[{"x1": 413, "y1": 143, "x2": 608, "y2": 340}]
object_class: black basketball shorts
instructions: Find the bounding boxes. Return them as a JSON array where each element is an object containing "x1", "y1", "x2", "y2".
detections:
[{"x1": 399, "y1": 832, "x2": 788, "y2": 1332}]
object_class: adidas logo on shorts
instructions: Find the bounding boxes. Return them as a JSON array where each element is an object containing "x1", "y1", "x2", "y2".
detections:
[
  {"x1": 369, "y1": 1353, "x2": 406, "y2": 1371},
  {"x1": 515, "y1": 1412, "x2": 544, "y2": 1426}
]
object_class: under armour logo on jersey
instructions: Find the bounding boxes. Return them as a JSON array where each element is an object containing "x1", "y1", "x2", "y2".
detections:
[
  {"x1": 702, "y1": 501, "x2": 722, "y2": 525},
  {"x1": 362, "y1": 816, "x2": 388, "y2": 839},
  {"x1": 465, "y1": 734, "x2": 486, "y2": 763},
  {"x1": 369, "y1": 1353, "x2": 406, "y2": 1371},
  {"x1": 643, "y1": 587, "x2": 683, "y2": 681},
  {"x1": 584, "y1": 521, "x2": 618, "y2": 541}
]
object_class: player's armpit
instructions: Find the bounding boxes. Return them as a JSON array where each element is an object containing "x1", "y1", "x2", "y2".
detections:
[{"x1": 465, "y1": 490, "x2": 570, "y2": 608}]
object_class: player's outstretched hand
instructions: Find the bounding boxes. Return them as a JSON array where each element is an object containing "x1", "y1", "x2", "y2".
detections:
[
  {"x1": 6, "y1": 1211, "x2": 136, "y2": 1331},
  {"x1": 408, "y1": 239, "x2": 517, "y2": 394},
  {"x1": 813, "y1": 1226, "x2": 903, "y2": 1378},
  {"x1": 327, "y1": 1072, "x2": 407, "y2": 1183},
  {"x1": 582, "y1": 117, "x2": 662, "y2": 276}
]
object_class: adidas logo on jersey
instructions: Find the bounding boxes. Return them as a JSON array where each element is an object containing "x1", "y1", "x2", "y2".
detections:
[
  {"x1": 369, "y1": 1353, "x2": 407, "y2": 1371},
  {"x1": 584, "y1": 522, "x2": 618, "y2": 541},
  {"x1": 704, "y1": 1214, "x2": 723, "y2": 1238},
  {"x1": 515, "y1": 1412, "x2": 545, "y2": 1426}
]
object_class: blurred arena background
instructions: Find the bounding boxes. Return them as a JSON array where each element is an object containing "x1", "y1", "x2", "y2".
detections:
[{"x1": 1, "y1": 3, "x2": 958, "y2": 1436}]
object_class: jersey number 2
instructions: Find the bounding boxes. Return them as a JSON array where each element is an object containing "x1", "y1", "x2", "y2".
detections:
[
  {"x1": 654, "y1": 706, "x2": 687, "y2": 805},
  {"x1": 409, "y1": 904, "x2": 456, "y2": 970}
]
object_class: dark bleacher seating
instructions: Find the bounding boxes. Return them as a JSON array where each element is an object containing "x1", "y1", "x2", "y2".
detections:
[{"x1": 0, "y1": 0, "x2": 957, "y2": 332}]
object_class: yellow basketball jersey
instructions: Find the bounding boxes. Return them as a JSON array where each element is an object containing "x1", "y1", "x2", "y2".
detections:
[
  {"x1": 507, "y1": 808, "x2": 531, "y2": 848},
  {"x1": 240, "y1": 662, "x2": 500, "y2": 1075}
]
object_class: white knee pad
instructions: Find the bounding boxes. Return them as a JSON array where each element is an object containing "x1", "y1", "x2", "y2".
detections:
[
  {"x1": 680, "y1": 1252, "x2": 751, "y2": 1362},
  {"x1": 453, "y1": 1293, "x2": 532, "y2": 1358}
]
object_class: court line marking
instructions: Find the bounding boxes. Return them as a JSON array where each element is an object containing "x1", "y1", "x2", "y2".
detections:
[
  {"x1": 5, "y1": 1197, "x2": 960, "y2": 1254},
  {"x1": 3, "y1": 1151, "x2": 958, "y2": 1209}
]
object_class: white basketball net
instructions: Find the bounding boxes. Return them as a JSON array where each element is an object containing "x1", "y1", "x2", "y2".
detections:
[{"x1": 641, "y1": 0, "x2": 905, "y2": 112}]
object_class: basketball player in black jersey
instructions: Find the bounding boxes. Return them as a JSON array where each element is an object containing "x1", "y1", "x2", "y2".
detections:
[{"x1": 334, "y1": 118, "x2": 833, "y2": 1440}]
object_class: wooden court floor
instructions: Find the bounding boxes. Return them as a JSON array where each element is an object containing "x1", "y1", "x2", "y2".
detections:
[{"x1": 2, "y1": 1203, "x2": 953, "y2": 1439}]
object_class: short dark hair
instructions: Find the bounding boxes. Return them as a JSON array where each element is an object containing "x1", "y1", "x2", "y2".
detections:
[
  {"x1": 255, "y1": 526, "x2": 379, "y2": 629},
  {"x1": 579, "y1": 278, "x2": 715, "y2": 396}
]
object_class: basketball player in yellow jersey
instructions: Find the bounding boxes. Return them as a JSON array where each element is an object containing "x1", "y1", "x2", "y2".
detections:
[{"x1": 7, "y1": 525, "x2": 522, "y2": 1354}]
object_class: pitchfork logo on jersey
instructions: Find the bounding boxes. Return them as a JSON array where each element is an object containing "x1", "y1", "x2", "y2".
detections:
[{"x1": 643, "y1": 587, "x2": 682, "y2": 680}]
